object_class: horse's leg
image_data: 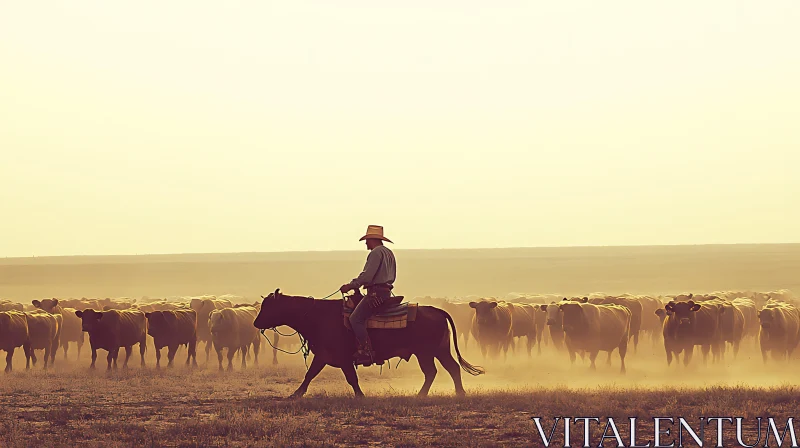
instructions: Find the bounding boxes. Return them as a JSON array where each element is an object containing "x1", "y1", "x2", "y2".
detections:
[
  {"x1": 289, "y1": 356, "x2": 326, "y2": 399},
  {"x1": 341, "y1": 363, "x2": 365, "y2": 398},
  {"x1": 416, "y1": 355, "x2": 437, "y2": 397},
  {"x1": 436, "y1": 350, "x2": 465, "y2": 397},
  {"x1": 273, "y1": 333, "x2": 280, "y2": 365}
]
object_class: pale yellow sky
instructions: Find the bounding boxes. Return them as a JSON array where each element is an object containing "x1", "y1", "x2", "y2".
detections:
[{"x1": 1, "y1": 1, "x2": 798, "y2": 257}]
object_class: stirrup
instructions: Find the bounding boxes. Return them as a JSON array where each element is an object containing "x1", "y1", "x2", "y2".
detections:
[
  {"x1": 353, "y1": 350, "x2": 375, "y2": 367},
  {"x1": 353, "y1": 338, "x2": 375, "y2": 366}
]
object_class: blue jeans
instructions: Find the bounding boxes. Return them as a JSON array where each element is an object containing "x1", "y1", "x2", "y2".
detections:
[{"x1": 349, "y1": 297, "x2": 375, "y2": 345}]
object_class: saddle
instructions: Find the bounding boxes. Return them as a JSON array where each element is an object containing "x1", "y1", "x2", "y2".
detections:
[{"x1": 342, "y1": 293, "x2": 418, "y2": 330}]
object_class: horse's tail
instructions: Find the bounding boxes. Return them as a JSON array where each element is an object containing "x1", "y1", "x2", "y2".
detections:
[{"x1": 445, "y1": 311, "x2": 485, "y2": 376}]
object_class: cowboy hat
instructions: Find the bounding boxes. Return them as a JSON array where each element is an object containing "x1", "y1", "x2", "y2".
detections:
[{"x1": 358, "y1": 225, "x2": 393, "y2": 243}]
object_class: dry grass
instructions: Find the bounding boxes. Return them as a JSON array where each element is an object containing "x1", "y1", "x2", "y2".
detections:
[{"x1": 1, "y1": 339, "x2": 799, "y2": 447}]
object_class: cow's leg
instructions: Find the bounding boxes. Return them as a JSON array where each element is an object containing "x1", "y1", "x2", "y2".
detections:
[
  {"x1": 683, "y1": 347, "x2": 694, "y2": 367},
  {"x1": 526, "y1": 335, "x2": 533, "y2": 357},
  {"x1": 123, "y1": 346, "x2": 133, "y2": 368},
  {"x1": 416, "y1": 355, "x2": 437, "y2": 397},
  {"x1": 252, "y1": 338, "x2": 260, "y2": 367},
  {"x1": 272, "y1": 333, "x2": 280, "y2": 365},
  {"x1": 665, "y1": 348, "x2": 673, "y2": 366},
  {"x1": 31, "y1": 350, "x2": 38, "y2": 366},
  {"x1": 226, "y1": 347, "x2": 236, "y2": 371},
  {"x1": 480, "y1": 342, "x2": 487, "y2": 359},
  {"x1": 63, "y1": 342, "x2": 68, "y2": 360},
  {"x1": 240, "y1": 345, "x2": 248, "y2": 370},
  {"x1": 44, "y1": 346, "x2": 51, "y2": 370},
  {"x1": 588, "y1": 351, "x2": 599, "y2": 370},
  {"x1": 288, "y1": 356, "x2": 327, "y2": 399},
  {"x1": 436, "y1": 350, "x2": 466, "y2": 397},
  {"x1": 537, "y1": 330, "x2": 542, "y2": 355},
  {"x1": 568, "y1": 349, "x2": 576, "y2": 365},
  {"x1": 167, "y1": 345, "x2": 178, "y2": 368},
  {"x1": 90, "y1": 347, "x2": 97, "y2": 369},
  {"x1": 733, "y1": 340, "x2": 740, "y2": 359},
  {"x1": 49, "y1": 339, "x2": 57, "y2": 365},
  {"x1": 106, "y1": 350, "x2": 114, "y2": 371},
  {"x1": 701, "y1": 345, "x2": 711, "y2": 366},
  {"x1": 187, "y1": 339, "x2": 198, "y2": 367},
  {"x1": 5, "y1": 348, "x2": 14, "y2": 373},
  {"x1": 633, "y1": 332, "x2": 639, "y2": 354},
  {"x1": 341, "y1": 362, "x2": 365, "y2": 398},
  {"x1": 215, "y1": 343, "x2": 224, "y2": 371},
  {"x1": 140, "y1": 339, "x2": 146, "y2": 367},
  {"x1": 606, "y1": 352, "x2": 612, "y2": 365},
  {"x1": 205, "y1": 340, "x2": 213, "y2": 363},
  {"x1": 77, "y1": 336, "x2": 84, "y2": 360},
  {"x1": 155, "y1": 346, "x2": 162, "y2": 369},
  {"x1": 619, "y1": 338, "x2": 628, "y2": 374}
]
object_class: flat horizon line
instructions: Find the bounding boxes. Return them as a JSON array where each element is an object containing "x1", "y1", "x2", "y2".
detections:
[{"x1": 4, "y1": 241, "x2": 800, "y2": 261}]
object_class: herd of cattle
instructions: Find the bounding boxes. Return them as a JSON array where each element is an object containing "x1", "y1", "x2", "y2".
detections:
[
  {"x1": 0, "y1": 289, "x2": 797, "y2": 374},
  {"x1": 422, "y1": 289, "x2": 799, "y2": 372},
  {"x1": 0, "y1": 296, "x2": 270, "y2": 372}
]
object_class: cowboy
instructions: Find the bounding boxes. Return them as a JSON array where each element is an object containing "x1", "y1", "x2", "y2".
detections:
[{"x1": 340, "y1": 225, "x2": 397, "y2": 365}]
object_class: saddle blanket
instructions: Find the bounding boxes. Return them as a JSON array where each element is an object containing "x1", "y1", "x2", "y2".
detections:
[{"x1": 343, "y1": 302, "x2": 419, "y2": 330}]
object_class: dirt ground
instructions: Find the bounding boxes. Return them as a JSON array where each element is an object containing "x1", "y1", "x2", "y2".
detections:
[{"x1": 1, "y1": 244, "x2": 800, "y2": 446}]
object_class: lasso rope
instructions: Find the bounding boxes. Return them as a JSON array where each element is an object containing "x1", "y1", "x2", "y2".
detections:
[{"x1": 260, "y1": 329, "x2": 311, "y2": 369}]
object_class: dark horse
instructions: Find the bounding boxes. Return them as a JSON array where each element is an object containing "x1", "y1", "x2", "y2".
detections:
[{"x1": 253, "y1": 289, "x2": 484, "y2": 398}]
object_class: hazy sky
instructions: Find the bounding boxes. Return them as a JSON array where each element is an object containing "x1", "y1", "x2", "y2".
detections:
[{"x1": 1, "y1": 1, "x2": 798, "y2": 257}]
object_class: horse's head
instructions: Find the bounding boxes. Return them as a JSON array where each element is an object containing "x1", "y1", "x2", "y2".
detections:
[{"x1": 253, "y1": 288, "x2": 291, "y2": 329}]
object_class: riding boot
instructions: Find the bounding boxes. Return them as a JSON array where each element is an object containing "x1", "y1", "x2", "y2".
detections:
[{"x1": 353, "y1": 337, "x2": 376, "y2": 367}]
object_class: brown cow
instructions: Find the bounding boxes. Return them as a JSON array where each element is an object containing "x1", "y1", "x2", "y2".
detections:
[
  {"x1": 190, "y1": 298, "x2": 233, "y2": 362},
  {"x1": 713, "y1": 299, "x2": 746, "y2": 359},
  {"x1": 0, "y1": 300, "x2": 24, "y2": 312},
  {"x1": 32, "y1": 299, "x2": 84, "y2": 360},
  {"x1": 540, "y1": 301, "x2": 565, "y2": 350},
  {"x1": 758, "y1": 302, "x2": 800, "y2": 363},
  {"x1": 557, "y1": 301, "x2": 631, "y2": 373},
  {"x1": 209, "y1": 306, "x2": 260, "y2": 371},
  {"x1": 732, "y1": 298, "x2": 759, "y2": 343},
  {"x1": 98, "y1": 298, "x2": 134, "y2": 310},
  {"x1": 636, "y1": 296, "x2": 664, "y2": 345},
  {"x1": 600, "y1": 297, "x2": 643, "y2": 353},
  {"x1": 0, "y1": 311, "x2": 31, "y2": 372},
  {"x1": 469, "y1": 300, "x2": 513, "y2": 359},
  {"x1": 440, "y1": 301, "x2": 473, "y2": 349},
  {"x1": 75, "y1": 309, "x2": 147, "y2": 370},
  {"x1": 660, "y1": 300, "x2": 723, "y2": 366},
  {"x1": 145, "y1": 310, "x2": 198, "y2": 368},
  {"x1": 509, "y1": 303, "x2": 538, "y2": 357},
  {"x1": 24, "y1": 311, "x2": 61, "y2": 369}
]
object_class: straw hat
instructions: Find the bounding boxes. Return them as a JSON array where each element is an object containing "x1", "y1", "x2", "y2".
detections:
[{"x1": 358, "y1": 225, "x2": 393, "y2": 243}]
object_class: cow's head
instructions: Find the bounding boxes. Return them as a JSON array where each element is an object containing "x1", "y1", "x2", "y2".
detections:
[
  {"x1": 758, "y1": 308, "x2": 777, "y2": 330},
  {"x1": 540, "y1": 300, "x2": 566, "y2": 326},
  {"x1": 664, "y1": 300, "x2": 701, "y2": 327},
  {"x1": 145, "y1": 311, "x2": 175, "y2": 338},
  {"x1": 74, "y1": 309, "x2": 104, "y2": 332},
  {"x1": 469, "y1": 301, "x2": 499, "y2": 326},
  {"x1": 558, "y1": 301, "x2": 586, "y2": 332},
  {"x1": 32, "y1": 298, "x2": 59, "y2": 313},
  {"x1": 654, "y1": 308, "x2": 671, "y2": 324},
  {"x1": 191, "y1": 299, "x2": 215, "y2": 315}
]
